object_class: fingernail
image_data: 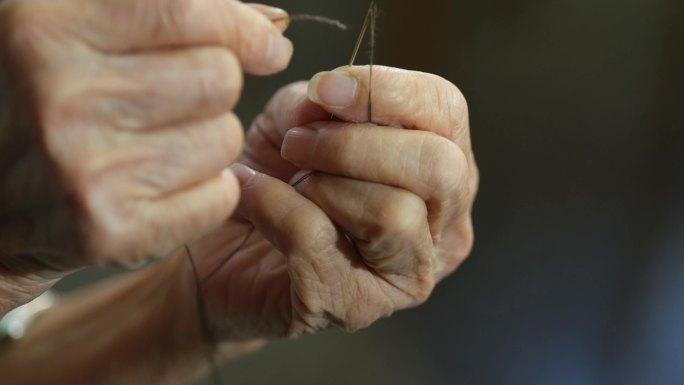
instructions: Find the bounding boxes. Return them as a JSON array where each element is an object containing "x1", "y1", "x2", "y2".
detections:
[
  {"x1": 272, "y1": 16, "x2": 290, "y2": 33},
  {"x1": 308, "y1": 70, "x2": 359, "y2": 108},
  {"x1": 282, "y1": 127, "x2": 316, "y2": 164},
  {"x1": 266, "y1": 35, "x2": 293, "y2": 69},
  {"x1": 253, "y1": 5, "x2": 290, "y2": 32},
  {"x1": 229, "y1": 163, "x2": 257, "y2": 185}
]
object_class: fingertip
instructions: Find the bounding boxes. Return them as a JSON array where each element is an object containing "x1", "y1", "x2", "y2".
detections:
[
  {"x1": 219, "y1": 168, "x2": 242, "y2": 213},
  {"x1": 233, "y1": 1, "x2": 294, "y2": 76},
  {"x1": 229, "y1": 163, "x2": 257, "y2": 186},
  {"x1": 262, "y1": 35, "x2": 294, "y2": 74},
  {"x1": 247, "y1": 4, "x2": 290, "y2": 33}
]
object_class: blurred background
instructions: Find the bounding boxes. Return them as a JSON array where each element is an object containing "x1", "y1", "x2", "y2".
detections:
[{"x1": 58, "y1": 0, "x2": 684, "y2": 384}]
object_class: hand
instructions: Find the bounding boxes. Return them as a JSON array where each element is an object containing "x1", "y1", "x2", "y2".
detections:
[
  {"x1": 0, "y1": 0, "x2": 293, "y2": 276},
  {"x1": 176, "y1": 66, "x2": 478, "y2": 340}
]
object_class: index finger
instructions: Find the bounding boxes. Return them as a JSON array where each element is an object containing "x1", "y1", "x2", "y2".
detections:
[
  {"x1": 307, "y1": 66, "x2": 471, "y2": 149},
  {"x1": 82, "y1": 0, "x2": 292, "y2": 75}
]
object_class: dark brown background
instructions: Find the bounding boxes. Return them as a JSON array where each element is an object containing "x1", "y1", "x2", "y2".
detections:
[{"x1": 58, "y1": 0, "x2": 684, "y2": 384}]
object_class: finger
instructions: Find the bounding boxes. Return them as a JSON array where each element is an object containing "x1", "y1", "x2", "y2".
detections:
[
  {"x1": 242, "y1": 81, "x2": 329, "y2": 181},
  {"x1": 246, "y1": 4, "x2": 290, "y2": 32},
  {"x1": 281, "y1": 122, "x2": 470, "y2": 208},
  {"x1": 84, "y1": 0, "x2": 293, "y2": 75},
  {"x1": 127, "y1": 112, "x2": 244, "y2": 195},
  {"x1": 93, "y1": 170, "x2": 241, "y2": 264},
  {"x1": 293, "y1": 173, "x2": 470, "y2": 286},
  {"x1": 307, "y1": 66, "x2": 471, "y2": 149},
  {"x1": 230, "y1": 164, "x2": 339, "y2": 259},
  {"x1": 91, "y1": 47, "x2": 244, "y2": 130},
  {"x1": 146, "y1": 170, "x2": 241, "y2": 251},
  {"x1": 281, "y1": 123, "x2": 471, "y2": 242},
  {"x1": 230, "y1": 164, "x2": 395, "y2": 334},
  {"x1": 230, "y1": 164, "x2": 434, "y2": 334},
  {"x1": 294, "y1": 173, "x2": 434, "y2": 277}
]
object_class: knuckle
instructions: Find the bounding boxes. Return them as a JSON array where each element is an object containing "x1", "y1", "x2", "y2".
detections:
[
  {"x1": 359, "y1": 193, "x2": 427, "y2": 276},
  {"x1": 148, "y1": 0, "x2": 227, "y2": 45},
  {"x1": 431, "y1": 76, "x2": 469, "y2": 138},
  {"x1": 421, "y1": 135, "x2": 467, "y2": 201},
  {"x1": 73, "y1": 179, "x2": 134, "y2": 263},
  {"x1": 388, "y1": 253, "x2": 436, "y2": 305},
  {"x1": 442, "y1": 78, "x2": 468, "y2": 114},
  {"x1": 411, "y1": 278, "x2": 435, "y2": 304},
  {"x1": 406, "y1": 247, "x2": 437, "y2": 305},
  {"x1": 375, "y1": 192, "x2": 426, "y2": 241},
  {"x1": 326, "y1": 287, "x2": 397, "y2": 334},
  {"x1": 76, "y1": 182, "x2": 169, "y2": 267},
  {"x1": 381, "y1": 71, "x2": 433, "y2": 128},
  {"x1": 156, "y1": 113, "x2": 242, "y2": 172},
  {"x1": 383, "y1": 73, "x2": 414, "y2": 115}
]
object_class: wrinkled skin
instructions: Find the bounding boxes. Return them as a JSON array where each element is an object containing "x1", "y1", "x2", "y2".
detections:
[
  {"x1": 0, "y1": 0, "x2": 291, "y2": 269},
  {"x1": 175, "y1": 66, "x2": 479, "y2": 340},
  {"x1": 0, "y1": 0, "x2": 292, "y2": 314},
  {"x1": 0, "y1": 0, "x2": 478, "y2": 366}
]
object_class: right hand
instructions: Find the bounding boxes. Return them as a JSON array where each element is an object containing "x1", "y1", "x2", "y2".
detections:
[{"x1": 0, "y1": 0, "x2": 292, "y2": 273}]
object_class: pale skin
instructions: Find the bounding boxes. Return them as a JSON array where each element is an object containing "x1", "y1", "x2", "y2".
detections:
[{"x1": 0, "y1": 0, "x2": 478, "y2": 384}]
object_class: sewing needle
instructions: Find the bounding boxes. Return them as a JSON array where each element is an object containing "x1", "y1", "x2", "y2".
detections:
[{"x1": 349, "y1": 1, "x2": 376, "y2": 66}]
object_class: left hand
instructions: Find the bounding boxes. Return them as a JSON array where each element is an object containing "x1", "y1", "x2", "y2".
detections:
[{"x1": 172, "y1": 65, "x2": 478, "y2": 341}]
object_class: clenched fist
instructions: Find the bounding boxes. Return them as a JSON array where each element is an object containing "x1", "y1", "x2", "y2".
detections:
[
  {"x1": 0, "y1": 0, "x2": 292, "y2": 277},
  {"x1": 169, "y1": 65, "x2": 478, "y2": 340}
]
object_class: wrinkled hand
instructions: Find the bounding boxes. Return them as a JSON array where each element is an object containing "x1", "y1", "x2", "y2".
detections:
[
  {"x1": 0, "y1": 0, "x2": 292, "y2": 274},
  {"x1": 180, "y1": 66, "x2": 478, "y2": 340}
]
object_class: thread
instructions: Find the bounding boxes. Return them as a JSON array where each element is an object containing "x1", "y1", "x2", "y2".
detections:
[
  {"x1": 289, "y1": 14, "x2": 349, "y2": 31},
  {"x1": 185, "y1": 245, "x2": 222, "y2": 385}
]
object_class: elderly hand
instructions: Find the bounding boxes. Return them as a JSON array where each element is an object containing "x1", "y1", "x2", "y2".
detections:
[
  {"x1": 0, "y1": 0, "x2": 292, "y2": 283},
  {"x1": 176, "y1": 65, "x2": 478, "y2": 341}
]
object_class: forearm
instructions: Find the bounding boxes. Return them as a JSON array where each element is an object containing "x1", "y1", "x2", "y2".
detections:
[{"x1": 0, "y1": 255, "x2": 262, "y2": 385}]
